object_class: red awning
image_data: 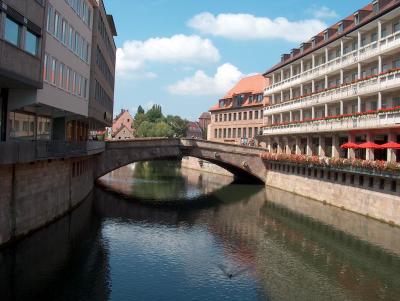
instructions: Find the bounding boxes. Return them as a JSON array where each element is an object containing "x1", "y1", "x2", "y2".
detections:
[
  {"x1": 340, "y1": 142, "x2": 360, "y2": 149},
  {"x1": 358, "y1": 142, "x2": 384, "y2": 149},
  {"x1": 380, "y1": 141, "x2": 400, "y2": 149}
]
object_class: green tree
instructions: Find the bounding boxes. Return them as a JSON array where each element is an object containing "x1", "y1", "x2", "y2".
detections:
[
  {"x1": 146, "y1": 105, "x2": 163, "y2": 123},
  {"x1": 165, "y1": 115, "x2": 189, "y2": 138},
  {"x1": 136, "y1": 105, "x2": 145, "y2": 115},
  {"x1": 136, "y1": 120, "x2": 154, "y2": 137},
  {"x1": 153, "y1": 121, "x2": 174, "y2": 137}
]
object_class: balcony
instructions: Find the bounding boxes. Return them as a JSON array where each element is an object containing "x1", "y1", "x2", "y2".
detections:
[
  {"x1": 264, "y1": 69, "x2": 400, "y2": 115},
  {"x1": 265, "y1": 30, "x2": 400, "y2": 95},
  {"x1": 262, "y1": 110, "x2": 400, "y2": 136},
  {"x1": 0, "y1": 140, "x2": 105, "y2": 164}
]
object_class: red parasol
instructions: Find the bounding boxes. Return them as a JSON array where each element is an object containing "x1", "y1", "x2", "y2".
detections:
[
  {"x1": 358, "y1": 142, "x2": 384, "y2": 149},
  {"x1": 380, "y1": 141, "x2": 400, "y2": 149},
  {"x1": 340, "y1": 142, "x2": 360, "y2": 149}
]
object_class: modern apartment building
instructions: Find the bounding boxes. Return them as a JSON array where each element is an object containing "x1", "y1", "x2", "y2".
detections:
[
  {"x1": 0, "y1": 0, "x2": 46, "y2": 141},
  {"x1": 262, "y1": 0, "x2": 400, "y2": 162},
  {"x1": 208, "y1": 75, "x2": 268, "y2": 145},
  {"x1": 88, "y1": 0, "x2": 117, "y2": 131},
  {"x1": 5, "y1": 0, "x2": 97, "y2": 141}
]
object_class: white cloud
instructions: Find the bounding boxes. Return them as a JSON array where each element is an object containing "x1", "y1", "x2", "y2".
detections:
[
  {"x1": 187, "y1": 12, "x2": 327, "y2": 43},
  {"x1": 167, "y1": 63, "x2": 245, "y2": 96},
  {"x1": 116, "y1": 34, "x2": 220, "y2": 78},
  {"x1": 308, "y1": 6, "x2": 338, "y2": 19}
]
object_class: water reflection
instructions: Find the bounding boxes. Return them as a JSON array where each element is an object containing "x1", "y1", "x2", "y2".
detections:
[
  {"x1": 0, "y1": 161, "x2": 399, "y2": 301},
  {"x1": 98, "y1": 161, "x2": 233, "y2": 202}
]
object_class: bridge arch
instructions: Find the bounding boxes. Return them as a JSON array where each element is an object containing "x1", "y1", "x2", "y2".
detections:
[{"x1": 94, "y1": 139, "x2": 267, "y2": 184}]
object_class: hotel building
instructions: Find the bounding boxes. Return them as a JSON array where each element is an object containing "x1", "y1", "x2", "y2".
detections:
[
  {"x1": 208, "y1": 75, "x2": 268, "y2": 145},
  {"x1": 262, "y1": 0, "x2": 400, "y2": 162}
]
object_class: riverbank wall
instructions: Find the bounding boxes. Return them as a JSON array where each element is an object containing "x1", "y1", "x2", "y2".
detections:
[
  {"x1": 265, "y1": 168, "x2": 400, "y2": 227},
  {"x1": 181, "y1": 156, "x2": 233, "y2": 177},
  {"x1": 0, "y1": 156, "x2": 94, "y2": 247}
]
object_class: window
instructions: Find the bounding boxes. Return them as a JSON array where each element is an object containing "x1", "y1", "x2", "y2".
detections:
[
  {"x1": 249, "y1": 127, "x2": 253, "y2": 138},
  {"x1": 338, "y1": 23, "x2": 344, "y2": 33},
  {"x1": 5, "y1": 17, "x2": 20, "y2": 46},
  {"x1": 238, "y1": 128, "x2": 241, "y2": 138},
  {"x1": 238, "y1": 112, "x2": 242, "y2": 120},
  {"x1": 371, "y1": 32, "x2": 378, "y2": 43},
  {"x1": 233, "y1": 128, "x2": 236, "y2": 138},
  {"x1": 373, "y1": 1, "x2": 379, "y2": 14},
  {"x1": 25, "y1": 31, "x2": 39, "y2": 56},
  {"x1": 51, "y1": 58, "x2": 56, "y2": 84},
  {"x1": 249, "y1": 111, "x2": 253, "y2": 120},
  {"x1": 323, "y1": 31, "x2": 328, "y2": 41},
  {"x1": 381, "y1": 26, "x2": 387, "y2": 38},
  {"x1": 354, "y1": 13, "x2": 359, "y2": 25},
  {"x1": 214, "y1": 129, "x2": 217, "y2": 138},
  {"x1": 255, "y1": 111, "x2": 259, "y2": 119},
  {"x1": 243, "y1": 112, "x2": 247, "y2": 120},
  {"x1": 54, "y1": 12, "x2": 60, "y2": 37},
  {"x1": 233, "y1": 113, "x2": 236, "y2": 121},
  {"x1": 394, "y1": 22, "x2": 400, "y2": 33}
]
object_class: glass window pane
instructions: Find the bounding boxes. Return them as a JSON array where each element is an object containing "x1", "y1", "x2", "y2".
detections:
[
  {"x1": 25, "y1": 31, "x2": 38, "y2": 55},
  {"x1": 5, "y1": 17, "x2": 20, "y2": 46}
]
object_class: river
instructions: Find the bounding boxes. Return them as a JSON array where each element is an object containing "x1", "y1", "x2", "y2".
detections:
[{"x1": 1, "y1": 160, "x2": 399, "y2": 301}]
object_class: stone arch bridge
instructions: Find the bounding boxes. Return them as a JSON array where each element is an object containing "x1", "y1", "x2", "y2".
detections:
[{"x1": 94, "y1": 139, "x2": 267, "y2": 183}]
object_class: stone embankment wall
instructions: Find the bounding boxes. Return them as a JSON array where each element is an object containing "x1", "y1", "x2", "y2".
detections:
[
  {"x1": 181, "y1": 156, "x2": 233, "y2": 177},
  {"x1": 0, "y1": 156, "x2": 94, "y2": 247},
  {"x1": 266, "y1": 170, "x2": 400, "y2": 226}
]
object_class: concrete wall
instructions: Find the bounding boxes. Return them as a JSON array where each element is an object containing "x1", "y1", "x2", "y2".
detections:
[
  {"x1": 0, "y1": 155, "x2": 94, "y2": 247},
  {"x1": 266, "y1": 170, "x2": 400, "y2": 226}
]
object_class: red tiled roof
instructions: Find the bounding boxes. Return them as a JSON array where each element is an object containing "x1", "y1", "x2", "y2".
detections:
[
  {"x1": 222, "y1": 74, "x2": 268, "y2": 99},
  {"x1": 263, "y1": 1, "x2": 400, "y2": 76}
]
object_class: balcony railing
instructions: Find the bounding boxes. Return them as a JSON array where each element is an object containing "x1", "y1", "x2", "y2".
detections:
[
  {"x1": 265, "y1": 30, "x2": 400, "y2": 95},
  {"x1": 264, "y1": 69, "x2": 400, "y2": 115},
  {"x1": 0, "y1": 140, "x2": 105, "y2": 164},
  {"x1": 262, "y1": 110, "x2": 400, "y2": 135}
]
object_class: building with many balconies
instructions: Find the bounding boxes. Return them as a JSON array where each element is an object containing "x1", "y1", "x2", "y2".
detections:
[
  {"x1": 209, "y1": 75, "x2": 268, "y2": 145},
  {"x1": 262, "y1": 0, "x2": 400, "y2": 163}
]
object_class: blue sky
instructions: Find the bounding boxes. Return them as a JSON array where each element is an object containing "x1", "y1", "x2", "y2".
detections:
[{"x1": 105, "y1": 0, "x2": 369, "y2": 120}]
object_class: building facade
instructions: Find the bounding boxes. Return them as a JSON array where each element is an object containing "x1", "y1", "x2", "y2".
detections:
[
  {"x1": 3, "y1": 0, "x2": 117, "y2": 142},
  {"x1": 5, "y1": 0, "x2": 94, "y2": 141},
  {"x1": 0, "y1": 0, "x2": 46, "y2": 141},
  {"x1": 88, "y1": 0, "x2": 117, "y2": 132},
  {"x1": 109, "y1": 109, "x2": 135, "y2": 140},
  {"x1": 262, "y1": 0, "x2": 400, "y2": 162},
  {"x1": 208, "y1": 75, "x2": 268, "y2": 145},
  {"x1": 198, "y1": 112, "x2": 211, "y2": 139}
]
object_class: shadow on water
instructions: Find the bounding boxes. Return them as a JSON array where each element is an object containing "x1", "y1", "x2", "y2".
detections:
[
  {"x1": 0, "y1": 160, "x2": 400, "y2": 300},
  {"x1": 0, "y1": 194, "x2": 110, "y2": 301}
]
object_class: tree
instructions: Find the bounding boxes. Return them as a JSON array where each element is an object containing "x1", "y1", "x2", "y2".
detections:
[
  {"x1": 137, "y1": 105, "x2": 145, "y2": 115},
  {"x1": 165, "y1": 115, "x2": 189, "y2": 138},
  {"x1": 136, "y1": 120, "x2": 153, "y2": 137},
  {"x1": 146, "y1": 105, "x2": 163, "y2": 123},
  {"x1": 132, "y1": 104, "x2": 189, "y2": 138}
]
